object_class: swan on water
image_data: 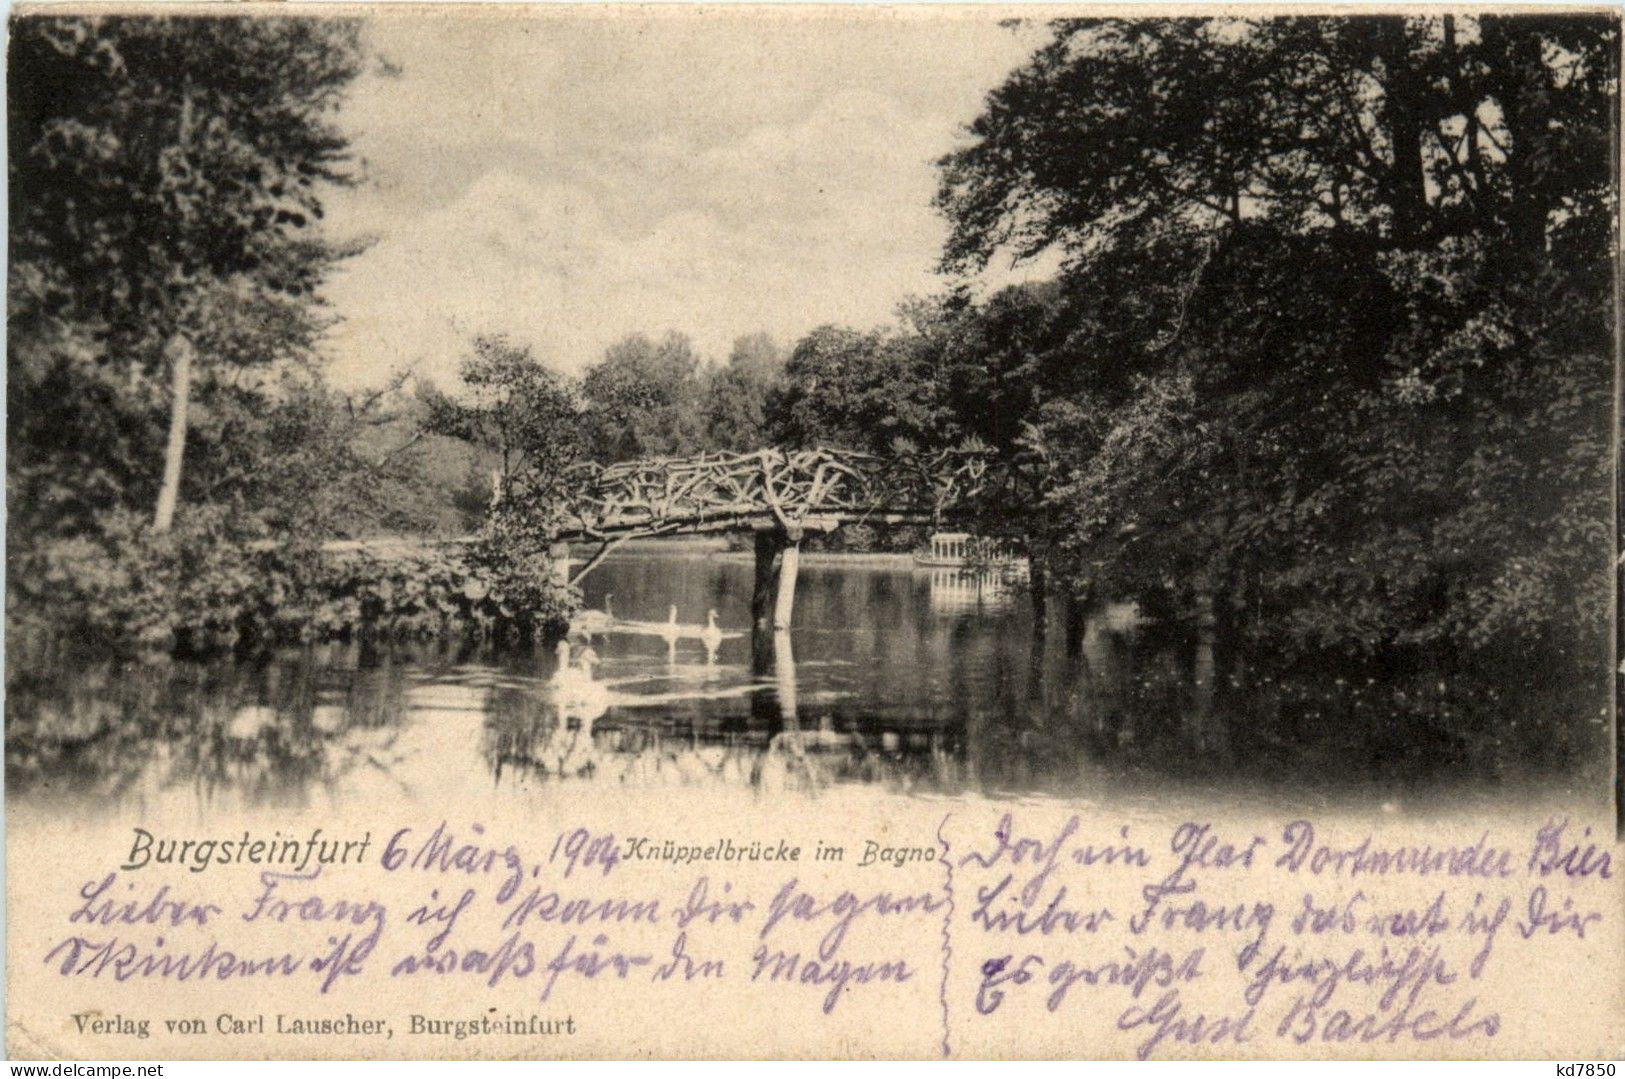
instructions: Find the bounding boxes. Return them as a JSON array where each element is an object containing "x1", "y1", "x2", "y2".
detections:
[
  {"x1": 569, "y1": 594, "x2": 615, "y2": 637},
  {"x1": 700, "y1": 609, "x2": 723, "y2": 647},
  {"x1": 551, "y1": 641, "x2": 610, "y2": 722},
  {"x1": 700, "y1": 608, "x2": 724, "y2": 663}
]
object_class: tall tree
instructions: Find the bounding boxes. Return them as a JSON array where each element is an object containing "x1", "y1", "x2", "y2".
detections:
[
  {"x1": 931, "y1": 15, "x2": 1617, "y2": 733},
  {"x1": 937, "y1": 16, "x2": 1617, "y2": 267},
  {"x1": 419, "y1": 335, "x2": 583, "y2": 508},
  {"x1": 578, "y1": 331, "x2": 705, "y2": 462},
  {"x1": 771, "y1": 324, "x2": 942, "y2": 453},
  {"x1": 8, "y1": 15, "x2": 365, "y2": 535},
  {"x1": 701, "y1": 332, "x2": 783, "y2": 451}
]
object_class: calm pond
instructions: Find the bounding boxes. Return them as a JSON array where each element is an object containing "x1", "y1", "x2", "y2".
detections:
[{"x1": 5, "y1": 549, "x2": 1608, "y2": 817}]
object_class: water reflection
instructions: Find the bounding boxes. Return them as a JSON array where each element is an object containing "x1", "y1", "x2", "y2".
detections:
[
  {"x1": 925, "y1": 567, "x2": 1020, "y2": 615},
  {"x1": 5, "y1": 551, "x2": 1606, "y2": 816}
]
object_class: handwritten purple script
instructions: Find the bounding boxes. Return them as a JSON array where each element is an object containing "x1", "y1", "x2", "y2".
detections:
[
  {"x1": 959, "y1": 814, "x2": 1609, "y2": 1058},
  {"x1": 42, "y1": 815, "x2": 1612, "y2": 1057}
]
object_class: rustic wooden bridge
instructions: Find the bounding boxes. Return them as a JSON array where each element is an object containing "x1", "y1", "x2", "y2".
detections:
[{"x1": 528, "y1": 446, "x2": 997, "y2": 656}]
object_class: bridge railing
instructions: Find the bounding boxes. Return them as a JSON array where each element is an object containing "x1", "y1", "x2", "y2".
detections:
[{"x1": 536, "y1": 446, "x2": 993, "y2": 541}]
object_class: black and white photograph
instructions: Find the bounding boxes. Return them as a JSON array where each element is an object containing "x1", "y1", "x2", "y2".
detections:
[{"x1": 4, "y1": 4, "x2": 1621, "y2": 1062}]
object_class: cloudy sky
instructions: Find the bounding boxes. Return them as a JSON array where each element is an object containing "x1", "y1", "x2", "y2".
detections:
[{"x1": 318, "y1": 10, "x2": 1051, "y2": 387}]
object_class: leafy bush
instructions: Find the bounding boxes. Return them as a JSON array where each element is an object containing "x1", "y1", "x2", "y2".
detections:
[{"x1": 9, "y1": 507, "x2": 576, "y2": 654}]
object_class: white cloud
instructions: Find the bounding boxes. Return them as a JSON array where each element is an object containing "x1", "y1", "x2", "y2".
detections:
[{"x1": 317, "y1": 11, "x2": 1050, "y2": 388}]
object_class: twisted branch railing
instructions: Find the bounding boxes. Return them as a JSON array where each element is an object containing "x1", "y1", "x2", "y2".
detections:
[{"x1": 537, "y1": 447, "x2": 992, "y2": 544}]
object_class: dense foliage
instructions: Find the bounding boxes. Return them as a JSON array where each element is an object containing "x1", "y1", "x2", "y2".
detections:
[
  {"x1": 661, "y1": 15, "x2": 1614, "y2": 752},
  {"x1": 889, "y1": 15, "x2": 1615, "y2": 747},
  {"x1": 419, "y1": 334, "x2": 583, "y2": 508},
  {"x1": 8, "y1": 16, "x2": 367, "y2": 537},
  {"x1": 6, "y1": 15, "x2": 571, "y2": 652},
  {"x1": 9, "y1": 507, "x2": 569, "y2": 653},
  {"x1": 935, "y1": 16, "x2": 1614, "y2": 655},
  {"x1": 7, "y1": 11, "x2": 1613, "y2": 768},
  {"x1": 568, "y1": 331, "x2": 788, "y2": 463}
]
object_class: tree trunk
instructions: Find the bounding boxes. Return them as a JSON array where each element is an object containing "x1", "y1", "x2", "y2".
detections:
[
  {"x1": 1189, "y1": 584, "x2": 1219, "y2": 750},
  {"x1": 1482, "y1": 17, "x2": 1553, "y2": 255},
  {"x1": 751, "y1": 530, "x2": 785, "y2": 675},
  {"x1": 1063, "y1": 590, "x2": 1087, "y2": 658},
  {"x1": 773, "y1": 538, "x2": 800, "y2": 631},
  {"x1": 1028, "y1": 555, "x2": 1049, "y2": 688},
  {"x1": 1373, "y1": 17, "x2": 1430, "y2": 247},
  {"x1": 152, "y1": 84, "x2": 198, "y2": 535},
  {"x1": 152, "y1": 333, "x2": 194, "y2": 534}
]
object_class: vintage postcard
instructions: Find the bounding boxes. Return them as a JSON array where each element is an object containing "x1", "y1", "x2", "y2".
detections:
[{"x1": 4, "y1": 2, "x2": 1622, "y2": 1062}]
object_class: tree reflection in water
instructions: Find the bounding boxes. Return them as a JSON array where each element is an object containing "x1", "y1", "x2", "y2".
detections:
[{"x1": 6, "y1": 554, "x2": 1606, "y2": 816}]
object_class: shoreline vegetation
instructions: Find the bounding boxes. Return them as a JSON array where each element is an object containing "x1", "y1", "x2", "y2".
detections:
[{"x1": 6, "y1": 14, "x2": 1614, "y2": 770}]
